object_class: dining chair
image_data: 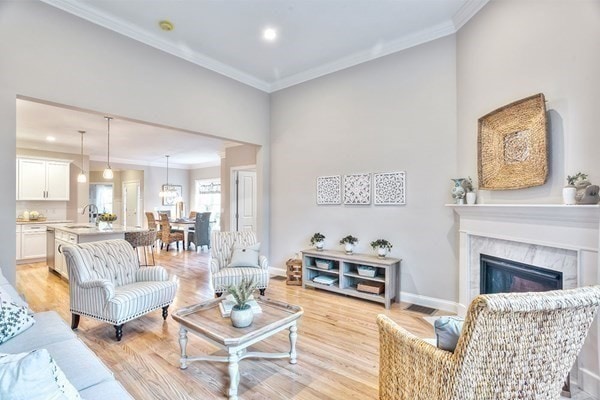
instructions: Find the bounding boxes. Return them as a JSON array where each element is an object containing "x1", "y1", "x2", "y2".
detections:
[
  {"x1": 145, "y1": 212, "x2": 157, "y2": 230},
  {"x1": 188, "y1": 212, "x2": 211, "y2": 252},
  {"x1": 159, "y1": 213, "x2": 184, "y2": 251}
]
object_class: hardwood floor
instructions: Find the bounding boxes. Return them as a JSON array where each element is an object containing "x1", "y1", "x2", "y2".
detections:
[{"x1": 17, "y1": 247, "x2": 435, "y2": 400}]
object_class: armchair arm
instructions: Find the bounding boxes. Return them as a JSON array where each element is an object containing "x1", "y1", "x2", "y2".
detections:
[
  {"x1": 79, "y1": 279, "x2": 115, "y2": 303},
  {"x1": 209, "y1": 258, "x2": 221, "y2": 275},
  {"x1": 377, "y1": 314, "x2": 455, "y2": 400},
  {"x1": 135, "y1": 266, "x2": 168, "y2": 282},
  {"x1": 259, "y1": 255, "x2": 269, "y2": 270}
]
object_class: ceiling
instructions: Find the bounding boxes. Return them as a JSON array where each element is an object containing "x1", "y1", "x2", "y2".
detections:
[
  {"x1": 16, "y1": 99, "x2": 236, "y2": 169},
  {"x1": 41, "y1": 0, "x2": 489, "y2": 92}
]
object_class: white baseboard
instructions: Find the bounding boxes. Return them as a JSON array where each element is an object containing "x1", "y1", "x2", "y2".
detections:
[
  {"x1": 400, "y1": 291, "x2": 460, "y2": 314},
  {"x1": 579, "y1": 368, "x2": 600, "y2": 399},
  {"x1": 270, "y1": 267, "x2": 286, "y2": 276}
]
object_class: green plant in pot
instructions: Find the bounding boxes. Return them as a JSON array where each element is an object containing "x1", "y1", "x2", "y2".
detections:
[
  {"x1": 339, "y1": 235, "x2": 358, "y2": 255},
  {"x1": 370, "y1": 239, "x2": 393, "y2": 258},
  {"x1": 564, "y1": 172, "x2": 588, "y2": 205},
  {"x1": 226, "y1": 278, "x2": 257, "y2": 328},
  {"x1": 310, "y1": 232, "x2": 326, "y2": 251}
]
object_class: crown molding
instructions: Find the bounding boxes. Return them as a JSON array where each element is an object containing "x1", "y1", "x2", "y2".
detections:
[
  {"x1": 269, "y1": 20, "x2": 456, "y2": 92},
  {"x1": 39, "y1": 0, "x2": 271, "y2": 92},
  {"x1": 452, "y1": 0, "x2": 490, "y2": 31}
]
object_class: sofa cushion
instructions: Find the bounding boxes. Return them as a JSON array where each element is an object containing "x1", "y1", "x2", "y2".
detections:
[
  {"x1": 228, "y1": 242, "x2": 261, "y2": 268},
  {"x1": 78, "y1": 379, "x2": 134, "y2": 400},
  {"x1": 0, "y1": 283, "x2": 30, "y2": 312},
  {"x1": 0, "y1": 301, "x2": 35, "y2": 344},
  {"x1": 0, "y1": 349, "x2": 70, "y2": 400},
  {"x1": 0, "y1": 311, "x2": 75, "y2": 353},
  {"x1": 44, "y1": 337, "x2": 114, "y2": 392},
  {"x1": 106, "y1": 281, "x2": 177, "y2": 323}
]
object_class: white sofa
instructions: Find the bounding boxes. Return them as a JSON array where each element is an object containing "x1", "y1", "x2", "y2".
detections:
[{"x1": 0, "y1": 272, "x2": 133, "y2": 399}]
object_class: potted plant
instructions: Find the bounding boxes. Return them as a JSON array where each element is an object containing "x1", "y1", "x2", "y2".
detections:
[
  {"x1": 310, "y1": 232, "x2": 326, "y2": 251},
  {"x1": 339, "y1": 235, "x2": 358, "y2": 255},
  {"x1": 370, "y1": 239, "x2": 393, "y2": 258},
  {"x1": 565, "y1": 172, "x2": 587, "y2": 205},
  {"x1": 226, "y1": 278, "x2": 257, "y2": 328},
  {"x1": 463, "y1": 177, "x2": 477, "y2": 205}
]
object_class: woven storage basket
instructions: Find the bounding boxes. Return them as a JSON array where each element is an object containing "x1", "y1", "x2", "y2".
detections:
[{"x1": 478, "y1": 93, "x2": 548, "y2": 190}]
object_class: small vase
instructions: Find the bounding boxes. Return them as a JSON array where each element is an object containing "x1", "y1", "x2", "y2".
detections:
[
  {"x1": 315, "y1": 241, "x2": 324, "y2": 251},
  {"x1": 230, "y1": 306, "x2": 253, "y2": 328},
  {"x1": 563, "y1": 186, "x2": 577, "y2": 205},
  {"x1": 466, "y1": 192, "x2": 477, "y2": 205},
  {"x1": 344, "y1": 243, "x2": 354, "y2": 255},
  {"x1": 451, "y1": 178, "x2": 466, "y2": 205},
  {"x1": 377, "y1": 247, "x2": 388, "y2": 258}
]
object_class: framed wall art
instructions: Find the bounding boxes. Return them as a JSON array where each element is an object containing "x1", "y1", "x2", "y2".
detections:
[
  {"x1": 161, "y1": 185, "x2": 182, "y2": 206},
  {"x1": 343, "y1": 173, "x2": 371, "y2": 205},
  {"x1": 316, "y1": 175, "x2": 341, "y2": 205},
  {"x1": 373, "y1": 171, "x2": 406, "y2": 205},
  {"x1": 478, "y1": 93, "x2": 548, "y2": 190}
]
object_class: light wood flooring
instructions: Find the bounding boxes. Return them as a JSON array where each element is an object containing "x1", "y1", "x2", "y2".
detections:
[{"x1": 17, "y1": 248, "x2": 435, "y2": 399}]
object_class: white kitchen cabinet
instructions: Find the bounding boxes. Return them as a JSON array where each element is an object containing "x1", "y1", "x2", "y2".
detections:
[
  {"x1": 16, "y1": 225, "x2": 21, "y2": 260},
  {"x1": 17, "y1": 157, "x2": 70, "y2": 201},
  {"x1": 53, "y1": 230, "x2": 77, "y2": 279},
  {"x1": 20, "y1": 224, "x2": 47, "y2": 260}
]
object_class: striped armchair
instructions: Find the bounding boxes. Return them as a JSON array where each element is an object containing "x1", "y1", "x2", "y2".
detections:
[
  {"x1": 62, "y1": 239, "x2": 178, "y2": 341},
  {"x1": 377, "y1": 286, "x2": 600, "y2": 400},
  {"x1": 210, "y1": 231, "x2": 269, "y2": 296}
]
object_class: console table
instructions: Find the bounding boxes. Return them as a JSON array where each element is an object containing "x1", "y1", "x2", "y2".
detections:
[{"x1": 301, "y1": 249, "x2": 401, "y2": 309}]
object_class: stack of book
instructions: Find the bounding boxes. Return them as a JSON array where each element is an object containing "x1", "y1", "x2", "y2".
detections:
[{"x1": 219, "y1": 294, "x2": 262, "y2": 318}]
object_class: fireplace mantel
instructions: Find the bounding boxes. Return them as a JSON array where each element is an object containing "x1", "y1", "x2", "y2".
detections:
[{"x1": 447, "y1": 204, "x2": 600, "y2": 225}]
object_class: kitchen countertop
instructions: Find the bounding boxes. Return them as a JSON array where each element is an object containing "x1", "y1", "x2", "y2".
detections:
[
  {"x1": 17, "y1": 220, "x2": 73, "y2": 225},
  {"x1": 51, "y1": 224, "x2": 148, "y2": 236}
]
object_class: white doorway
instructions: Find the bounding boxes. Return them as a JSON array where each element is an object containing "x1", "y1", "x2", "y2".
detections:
[
  {"x1": 123, "y1": 181, "x2": 141, "y2": 227},
  {"x1": 230, "y1": 167, "x2": 257, "y2": 232}
]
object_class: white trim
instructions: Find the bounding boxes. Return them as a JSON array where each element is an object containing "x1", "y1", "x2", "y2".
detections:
[
  {"x1": 270, "y1": 267, "x2": 286, "y2": 277},
  {"x1": 579, "y1": 368, "x2": 600, "y2": 398},
  {"x1": 400, "y1": 291, "x2": 459, "y2": 315},
  {"x1": 452, "y1": 0, "x2": 490, "y2": 31}
]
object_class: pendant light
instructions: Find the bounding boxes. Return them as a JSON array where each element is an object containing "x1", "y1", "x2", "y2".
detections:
[
  {"x1": 159, "y1": 155, "x2": 177, "y2": 199},
  {"x1": 76, "y1": 130, "x2": 87, "y2": 183},
  {"x1": 102, "y1": 116, "x2": 114, "y2": 180}
]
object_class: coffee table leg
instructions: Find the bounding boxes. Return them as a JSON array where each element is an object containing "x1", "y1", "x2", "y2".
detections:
[
  {"x1": 179, "y1": 326, "x2": 188, "y2": 370},
  {"x1": 227, "y1": 351, "x2": 241, "y2": 400},
  {"x1": 289, "y1": 323, "x2": 298, "y2": 364}
]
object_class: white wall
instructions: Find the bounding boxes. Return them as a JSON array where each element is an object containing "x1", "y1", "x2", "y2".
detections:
[
  {"x1": 457, "y1": 0, "x2": 600, "y2": 203},
  {"x1": 270, "y1": 36, "x2": 458, "y2": 304},
  {"x1": 0, "y1": 0, "x2": 269, "y2": 283}
]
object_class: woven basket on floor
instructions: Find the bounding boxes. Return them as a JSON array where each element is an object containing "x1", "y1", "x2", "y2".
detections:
[{"x1": 477, "y1": 93, "x2": 548, "y2": 190}]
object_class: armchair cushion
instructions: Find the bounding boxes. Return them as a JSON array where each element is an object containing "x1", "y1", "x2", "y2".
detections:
[
  {"x1": 212, "y1": 267, "x2": 270, "y2": 293},
  {"x1": 228, "y1": 242, "x2": 261, "y2": 268},
  {"x1": 107, "y1": 281, "x2": 177, "y2": 323},
  {"x1": 434, "y1": 316, "x2": 464, "y2": 352}
]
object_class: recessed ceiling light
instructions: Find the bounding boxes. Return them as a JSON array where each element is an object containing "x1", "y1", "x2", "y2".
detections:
[
  {"x1": 263, "y1": 28, "x2": 277, "y2": 41},
  {"x1": 46, "y1": 136, "x2": 56, "y2": 142},
  {"x1": 159, "y1": 20, "x2": 174, "y2": 32}
]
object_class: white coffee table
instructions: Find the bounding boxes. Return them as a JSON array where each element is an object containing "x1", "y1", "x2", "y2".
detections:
[{"x1": 172, "y1": 297, "x2": 303, "y2": 400}]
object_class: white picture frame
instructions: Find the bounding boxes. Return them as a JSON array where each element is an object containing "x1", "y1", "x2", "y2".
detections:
[
  {"x1": 373, "y1": 171, "x2": 406, "y2": 205},
  {"x1": 343, "y1": 173, "x2": 371, "y2": 205},
  {"x1": 316, "y1": 175, "x2": 341, "y2": 205}
]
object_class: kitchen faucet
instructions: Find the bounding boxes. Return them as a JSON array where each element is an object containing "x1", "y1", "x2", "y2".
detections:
[{"x1": 82, "y1": 204, "x2": 99, "y2": 226}]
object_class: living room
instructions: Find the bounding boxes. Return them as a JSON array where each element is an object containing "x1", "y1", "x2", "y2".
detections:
[{"x1": 1, "y1": 0, "x2": 599, "y2": 399}]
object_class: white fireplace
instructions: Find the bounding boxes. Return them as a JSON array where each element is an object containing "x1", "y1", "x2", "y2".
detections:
[{"x1": 450, "y1": 204, "x2": 600, "y2": 397}]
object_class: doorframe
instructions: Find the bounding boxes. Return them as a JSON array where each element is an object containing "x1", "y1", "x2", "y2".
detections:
[
  {"x1": 122, "y1": 180, "x2": 142, "y2": 227},
  {"x1": 230, "y1": 165, "x2": 256, "y2": 232}
]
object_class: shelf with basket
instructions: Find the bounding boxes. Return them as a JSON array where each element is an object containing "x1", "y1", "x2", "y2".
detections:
[{"x1": 302, "y1": 249, "x2": 401, "y2": 309}]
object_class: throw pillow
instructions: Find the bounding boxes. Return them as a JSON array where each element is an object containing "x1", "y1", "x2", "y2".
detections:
[
  {"x1": 0, "y1": 301, "x2": 35, "y2": 344},
  {"x1": 228, "y1": 242, "x2": 261, "y2": 268},
  {"x1": 0, "y1": 349, "x2": 78, "y2": 400},
  {"x1": 434, "y1": 316, "x2": 465, "y2": 352}
]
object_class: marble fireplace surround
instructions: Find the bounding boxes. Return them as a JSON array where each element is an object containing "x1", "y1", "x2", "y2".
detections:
[{"x1": 450, "y1": 204, "x2": 600, "y2": 397}]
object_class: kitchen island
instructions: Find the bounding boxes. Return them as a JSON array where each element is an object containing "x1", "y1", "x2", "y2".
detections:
[{"x1": 48, "y1": 224, "x2": 149, "y2": 279}]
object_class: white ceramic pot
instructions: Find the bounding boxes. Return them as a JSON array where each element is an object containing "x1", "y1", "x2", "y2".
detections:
[
  {"x1": 377, "y1": 247, "x2": 388, "y2": 258},
  {"x1": 230, "y1": 306, "x2": 253, "y2": 328},
  {"x1": 315, "y1": 241, "x2": 324, "y2": 251},
  {"x1": 466, "y1": 192, "x2": 477, "y2": 205},
  {"x1": 344, "y1": 243, "x2": 354, "y2": 254},
  {"x1": 563, "y1": 186, "x2": 577, "y2": 205}
]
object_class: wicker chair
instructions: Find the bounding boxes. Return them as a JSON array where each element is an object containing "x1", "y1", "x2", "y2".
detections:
[
  {"x1": 124, "y1": 230, "x2": 157, "y2": 266},
  {"x1": 210, "y1": 231, "x2": 269, "y2": 296},
  {"x1": 377, "y1": 286, "x2": 600, "y2": 400},
  {"x1": 159, "y1": 213, "x2": 184, "y2": 251}
]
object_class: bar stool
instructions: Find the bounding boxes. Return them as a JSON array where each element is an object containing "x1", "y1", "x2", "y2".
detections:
[{"x1": 124, "y1": 230, "x2": 157, "y2": 266}]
